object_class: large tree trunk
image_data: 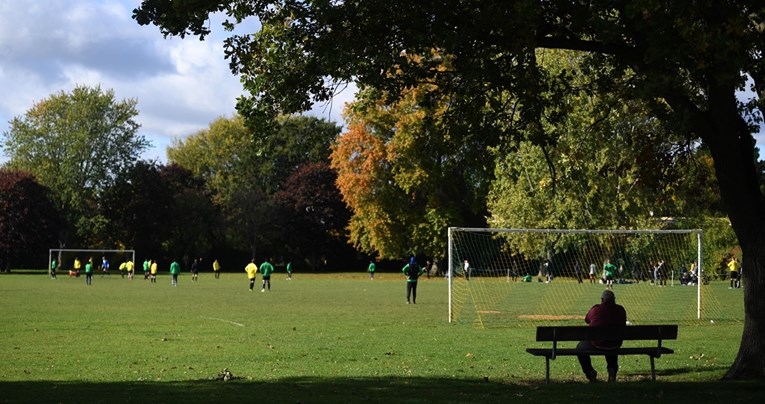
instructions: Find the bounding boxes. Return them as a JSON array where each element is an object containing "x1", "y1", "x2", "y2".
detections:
[
  {"x1": 678, "y1": 83, "x2": 765, "y2": 379},
  {"x1": 726, "y1": 238, "x2": 765, "y2": 379}
]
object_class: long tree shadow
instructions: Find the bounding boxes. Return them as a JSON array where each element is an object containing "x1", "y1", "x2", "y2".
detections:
[{"x1": 2, "y1": 376, "x2": 765, "y2": 403}]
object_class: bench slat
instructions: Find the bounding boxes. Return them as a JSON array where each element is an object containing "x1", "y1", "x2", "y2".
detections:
[
  {"x1": 526, "y1": 347, "x2": 674, "y2": 358},
  {"x1": 535, "y1": 325, "x2": 678, "y2": 342}
]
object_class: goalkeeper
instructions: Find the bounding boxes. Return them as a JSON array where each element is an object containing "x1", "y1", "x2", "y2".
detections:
[{"x1": 603, "y1": 259, "x2": 617, "y2": 289}]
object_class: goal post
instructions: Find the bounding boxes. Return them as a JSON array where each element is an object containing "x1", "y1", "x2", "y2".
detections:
[
  {"x1": 49, "y1": 248, "x2": 136, "y2": 275},
  {"x1": 447, "y1": 227, "x2": 722, "y2": 328}
]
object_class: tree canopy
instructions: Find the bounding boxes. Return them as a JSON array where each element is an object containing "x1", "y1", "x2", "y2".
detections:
[
  {"x1": 167, "y1": 114, "x2": 345, "y2": 264},
  {"x1": 0, "y1": 169, "x2": 62, "y2": 271},
  {"x1": 134, "y1": 0, "x2": 765, "y2": 379},
  {"x1": 1, "y1": 84, "x2": 150, "y2": 245}
]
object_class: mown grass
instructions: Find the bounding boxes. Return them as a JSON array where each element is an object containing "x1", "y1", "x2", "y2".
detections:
[{"x1": 0, "y1": 270, "x2": 761, "y2": 403}]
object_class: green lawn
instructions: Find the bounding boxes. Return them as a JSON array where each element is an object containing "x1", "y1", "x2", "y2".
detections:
[{"x1": 0, "y1": 271, "x2": 760, "y2": 403}]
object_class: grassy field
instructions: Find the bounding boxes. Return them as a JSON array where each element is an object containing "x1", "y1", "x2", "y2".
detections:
[{"x1": 0, "y1": 270, "x2": 761, "y2": 403}]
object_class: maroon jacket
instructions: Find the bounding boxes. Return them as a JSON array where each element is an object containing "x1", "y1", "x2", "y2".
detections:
[{"x1": 584, "y1": 300, "x2": 627, "y2": 348}]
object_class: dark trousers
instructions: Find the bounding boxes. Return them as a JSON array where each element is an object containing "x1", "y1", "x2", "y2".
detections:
[
  {"x1": 406, "y1": 281, "x2": 418, "y2": 303},
  {"x1": 262, "y1": 276, "x2": 271, "y2": 290},
  {"x1": 576, "y1": 340, "x2": 618, "y2": 375}
]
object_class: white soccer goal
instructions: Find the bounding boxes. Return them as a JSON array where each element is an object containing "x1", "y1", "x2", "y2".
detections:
[
  {"x1": 447, "y1": 228, "x2": 730, "y2": 328},
  {"x1": 49, "y1": 248, "x2": 136, "y2": 276}
]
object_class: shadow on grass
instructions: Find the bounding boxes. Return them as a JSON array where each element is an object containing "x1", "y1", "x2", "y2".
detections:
[{"x1": 2, "y1": 376, "x2": 764, "y2": 404}]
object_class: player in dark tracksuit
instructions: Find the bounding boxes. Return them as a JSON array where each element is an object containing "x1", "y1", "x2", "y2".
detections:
[{"x1": 402, "y1": 256, "x2": 425, "y2": 304}]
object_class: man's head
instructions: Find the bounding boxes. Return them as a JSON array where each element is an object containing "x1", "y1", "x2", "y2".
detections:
[{"x1": 601, "y1": 289, "x2": 616, "y2": 303}]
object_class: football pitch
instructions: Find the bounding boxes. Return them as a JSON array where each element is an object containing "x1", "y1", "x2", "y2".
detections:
[{"x1": 0, "y1": 271, "x2": 761, "y2": 403}]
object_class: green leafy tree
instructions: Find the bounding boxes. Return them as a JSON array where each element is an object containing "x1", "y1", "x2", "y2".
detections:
[
  {"x1": 488, "y1": 50, "x2": 687, "y2": 232},
  {"x1": 168, "y1": 115, "x2": 340, "y2": 259},
  {"x1": 331, "y1": 84, "x2": 491, "y2": 260},
  {"x1": 0, "y1": 169, "x2": 62, "y2": 271},
  {"x1": 135, "y1": 0, "x2": 765, "y2": 379},
  {"x1": 1, "y1": 85, "x2": 150, "y2": 245},
  {"x1": 166, "y1": 115, "x2": 253, "y2": 206}
]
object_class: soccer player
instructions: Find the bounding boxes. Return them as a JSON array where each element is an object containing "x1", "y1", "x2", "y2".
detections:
[
  {"x1": 213, "y1": 259, "x2": 221, "y2": 279},
  {"x1": 150, "y1": 259, "x2": 158, "y2": 283},
  {"x1": 118, "y1": 260, "x2": 127, "y2": 278},
  {"x1": 190, "y1": 258, "x2": 200, "y2": 282},
  {"x1": 50, "y1": 258, "x2": 58, "y2": 279},
  {"x1": 368, "y1": 260, "x2": 376, "y2": 280},
  {"x1": 576, "y1": 289, "x2": 627, "y2": 383},
  {"x1": 603, "y1": 259, "x2": 617, "y2": 289},
  {"x1": 259, "y1": 258, "x2": 275, "y2": 292},
  {"x1": 72, "y1": 257, "x2": 82, "y2": 277},
  {"x1": 402, "y1": 256, "x2": 425, "y2": 304},
  {"x1": 728, "y1": 257, "x2": 740, "y2": 289},
  {"x1": 245, "y1": 259, "x2": 258, "y2": 291},
  {"x1": 84, "y1": 257, "x2": 93, "y2": 285},
  {"x1": 101, "y1": 256, "x2": 110, "y2": 277},
  {"x1": 286, "y1": 260, "x2": 292, "y2": 280},
  {"x1": 653, "y1": 260, "x2": 666, "y2": 287},
  {"x1": 126, "y1": 259, "x2": 134, "y2": 280},
  {"x1": 170, "y1": 259, "x2": 180, "y2": 286},
  {"x1": 143, "y1": 258, "x2": 150, "y2": 280}
]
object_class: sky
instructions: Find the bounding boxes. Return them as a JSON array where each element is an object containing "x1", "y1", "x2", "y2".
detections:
[
  {"x1": 0, "y1": 0, "x2": 354, "y2": 163},
  {"x1": 0, "y1": 0, "x2": 762, "y2": 164}
]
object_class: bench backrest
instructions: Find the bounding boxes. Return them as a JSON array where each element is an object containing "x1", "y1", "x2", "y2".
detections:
[{"x1": 535, "y1": 325, "x2": 678, "y2": 342}]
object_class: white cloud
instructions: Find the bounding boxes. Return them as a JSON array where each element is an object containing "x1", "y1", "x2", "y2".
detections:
[{"x1": 0, "y1": 0, "x2": 305, "y2": 163}]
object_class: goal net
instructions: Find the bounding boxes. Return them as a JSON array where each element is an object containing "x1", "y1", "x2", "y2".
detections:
[
  {"x1": 49, "y1": 249, "x2": 136, "y2": 276},
  {"x1": 448, "y1": 228, "x2": 730, "y2": 328}
]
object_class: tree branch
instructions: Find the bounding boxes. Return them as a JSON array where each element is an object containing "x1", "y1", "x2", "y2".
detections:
[{"x1": 536, "y1": 35, "x2": 636, "y2": 60}]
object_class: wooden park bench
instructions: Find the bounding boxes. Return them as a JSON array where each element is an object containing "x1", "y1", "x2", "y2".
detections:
[{"x1": 526, "y1": 325, "x2": 677, "y2": 383}]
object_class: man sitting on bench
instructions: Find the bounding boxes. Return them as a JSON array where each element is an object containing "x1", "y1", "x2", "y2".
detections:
[{"x1": 578, "y1": 289, "x2": 627, "y2": 383}]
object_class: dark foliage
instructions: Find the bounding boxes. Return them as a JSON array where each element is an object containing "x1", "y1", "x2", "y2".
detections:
[{"x1": 0, "y1": 169, "x2": 62, "y2": 270}]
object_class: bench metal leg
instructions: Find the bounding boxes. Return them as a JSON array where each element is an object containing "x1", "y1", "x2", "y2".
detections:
[
  {"x1": 650, "y1": 356, "x2": 656, "y2": 381},
  {"x1": 545, "y1": 357, "x2": 550, "y2": 384}
]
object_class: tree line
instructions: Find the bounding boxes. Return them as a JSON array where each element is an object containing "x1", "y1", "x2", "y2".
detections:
[{"x1": 1, "y1": 85, "x2": 355, "y2": 271}]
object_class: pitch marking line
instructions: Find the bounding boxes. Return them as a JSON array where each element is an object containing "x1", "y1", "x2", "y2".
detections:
[{"x1": 200, "y1": 316, "x2": 245, "y2": 327}]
